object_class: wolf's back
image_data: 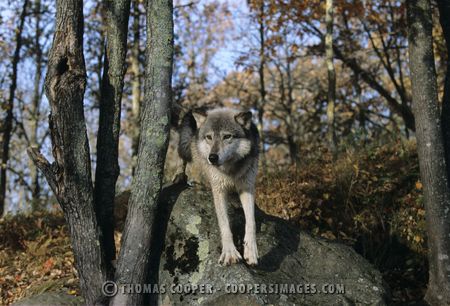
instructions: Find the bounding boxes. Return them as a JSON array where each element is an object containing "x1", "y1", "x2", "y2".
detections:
[{"x1": 178, "y1": 111, "x2": 197, "y2": 162}]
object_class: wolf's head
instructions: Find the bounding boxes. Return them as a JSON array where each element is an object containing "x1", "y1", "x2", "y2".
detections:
[{"x1": 196, "y1": 108, "x2": 256, "y2": 166}]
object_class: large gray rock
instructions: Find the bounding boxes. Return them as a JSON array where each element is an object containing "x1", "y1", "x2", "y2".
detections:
[{"x1": 153, "y1": 186, "x2": 388, "y2": 305}]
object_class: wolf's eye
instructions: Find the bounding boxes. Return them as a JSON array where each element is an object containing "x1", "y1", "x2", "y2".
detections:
[
  {"x1": 223, "y1": 134, "x2": 232, "y2": 140},
  {"x1": 206, "y1": 135, "x2": 212, "y2": 140}
]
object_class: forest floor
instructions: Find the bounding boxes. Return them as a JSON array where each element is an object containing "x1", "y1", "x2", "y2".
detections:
[{"x1": 0, "y1": 140, "x2": 426, "y2": 305}]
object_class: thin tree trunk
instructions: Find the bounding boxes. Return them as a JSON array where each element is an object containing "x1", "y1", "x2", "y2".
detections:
[
  {"x1": 0, "y1": 0, "x2": 28, "y2": 216},
  {"x1": 325, "y1": 0, "x2": 337, "y2": 155},
  {"x1": 257, "y1": 1, "x2": 266, "y2": 171},
  {"x1": 29, "y1": 0, "x2": 42, "y2": 210},
  {"x1": 94, "y1": 0, "x2": 131, "y2": 277},
  {"x1": 287, "y1": 134, "x2": 299, "y2": 166},
  {"x1": 285, "y1": 50, "x2": 299, "y2": 166},
  {"x1": 354, "y1": 72, "x2": 367, "y2": 142},
  {"x1": 111, "y1": 0, "x2": 173, "y2": 304},
  {"x1": 130, "y1": 0, "x2": 142, "y2": 175},
  {"x1": 93, "y1": 1, "x2": 105, "y2": 107},
  {"x1": 438, "y1": 0, "x2": 450, "y2": 187},
  {"x1": 407, "y1": 0, "x2": 450, "y2": 303},
  {"x1": 28, "y1": 0, "x2": 108, "y2": 303}
]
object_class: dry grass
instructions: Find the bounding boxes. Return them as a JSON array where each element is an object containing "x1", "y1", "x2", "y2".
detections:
[{"x1": 256, "y1": 140, "x2": 427, "y2": 303}]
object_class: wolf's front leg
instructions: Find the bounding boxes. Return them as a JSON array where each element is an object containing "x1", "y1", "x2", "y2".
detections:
[
  {"x1": 239, "y1": 191, "x2": 258, "y2": 265},
  {"x1": 212, "y1": 189, "x2": 242, "y2": 265}
]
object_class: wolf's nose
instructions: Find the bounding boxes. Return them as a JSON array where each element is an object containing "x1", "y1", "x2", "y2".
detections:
[{"x1": 208, "y1": 154, "x2": 219, "y2": 164}]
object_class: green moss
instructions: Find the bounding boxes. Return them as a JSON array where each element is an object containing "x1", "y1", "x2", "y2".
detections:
[
  {"x1": 186, "y1": 215, "x2": 202, "y2": 235},
  {"x1": 189, "y1": 240, "x2": 209, "y2": 285}
]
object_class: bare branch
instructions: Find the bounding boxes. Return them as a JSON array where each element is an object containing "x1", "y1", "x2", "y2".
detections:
[{"x1": 27, "y1": 147, "x2": 58, "y2": 196}]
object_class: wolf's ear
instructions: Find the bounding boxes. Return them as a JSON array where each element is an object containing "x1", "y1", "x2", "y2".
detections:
[
  {"x1": 192, "y1": 109, "x2": 207, "y2": 127},
  {"x1": 235, "y1": 111, "x2": 252, "y2": 130}
]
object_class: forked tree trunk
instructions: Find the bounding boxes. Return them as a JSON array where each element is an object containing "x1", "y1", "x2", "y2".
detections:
[
  {"x1": 438, "y1": 0, "x2": 450, "y2": 185},
  {"x1": 28, "y1": 0, "x2": 108, "y2": 304},
  {"x1": 94, "y1": 0, "x2": 131, "y2": 277},
  {"x1": 0, "y1": 0, "x2": 29, "y2": 216},
  {"x1": 407, "y1": 0, "x2": 450, "y2": 304},
  {"x1": 325, "y1": 0, "x2": 337, "y2": 155},
  {"x1": 111, "y1": 0, "x2": 173, "y2": 304}
]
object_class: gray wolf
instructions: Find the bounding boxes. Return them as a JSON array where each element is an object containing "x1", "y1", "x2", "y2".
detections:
[{"x1": 178, "y1": 107, "x2": 259, "y2": 265}]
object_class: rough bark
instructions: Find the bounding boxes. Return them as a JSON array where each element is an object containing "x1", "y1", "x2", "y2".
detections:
[
  {"x1": 111, "y1": 0, "x2": 174, "y2": 304},
  {"x1": 27, "y1": 0, "x2": 108, "y2": 304},
  {"x1": 94, "y1": 0, "x2": 131, "y2": 277},
  {"x1": 438, "y1": 0, "x2": 450, "y2": 187},
  {"x1": 325, "y1": 0, "x2": 337, "y2": 155},
  {"x1": 407, "y1": 0, "x2": 450, "y2": 304},
  {"x1": 130, "y1": 0, "x2": 142, "y2": 174},
  {"x1": 0, "y1": 0, "x2": 29, "y2": 216}
]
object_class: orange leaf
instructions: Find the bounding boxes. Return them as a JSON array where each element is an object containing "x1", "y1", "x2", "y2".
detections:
[
  {"x1": 43, "y1": 258, "x2": 54, "y2": 271},
  {"x1": 415, "y1": 181, "x2": 423, "y2": 190}
]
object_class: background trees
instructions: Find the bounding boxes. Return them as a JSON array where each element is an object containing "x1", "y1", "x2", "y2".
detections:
[
  {"x1": 1, "y1": 0, "x2": 450, "y2": 304},
  {"x1": 4, "y1": 0, "x2": 444, "y2": 214},
  {"x1": 0, "y1": 0, "x2": 29, "y2": 216}
]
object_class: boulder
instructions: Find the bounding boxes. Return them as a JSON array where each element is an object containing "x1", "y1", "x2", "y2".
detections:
[{"x1": 151, "y1": 186, "x2": 388, "y2": 305}]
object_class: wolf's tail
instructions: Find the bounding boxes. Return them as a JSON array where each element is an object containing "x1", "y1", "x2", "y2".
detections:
[{"x1": 178, "y1": 111, "x2": 197, "y2": 162}]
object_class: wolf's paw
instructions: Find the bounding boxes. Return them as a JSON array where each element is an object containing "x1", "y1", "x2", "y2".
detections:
[
  {"x1": 244, "y1": 238, "x2": 258, "y2": 266},
  {"x1": 219, "y1": 245, "x2": 242, "y2": 266}
]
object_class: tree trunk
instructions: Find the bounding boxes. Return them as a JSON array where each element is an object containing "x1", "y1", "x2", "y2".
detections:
[
  {"x1": 94, "y1": 0, "x2": 131, "y2": 277},
  {"x1": 325, "y1": 0, "x2": 337, "y2": 155},
  {"x1": 29, "y1": 0, "x2": 43, "y2": 210},
  {"x1": 407, "y1": 0, "x2": 450, "y2": 303},
  {"x1": 111, "y1": 0, "x2": 173, "y2": 304},
  {"x1": 438, "y1": 0, "x2": 450, "y2": 187},
  {"x1": 287, "y1": 134, "x2": 300, "y2": 166},
  {"x1": 285, "y1": 48, "x2": 299, "y2": 166},
  {"x1": 0, "y1": 0, "x2": 28, "y2": 216},
  {"x1": 257, "y1": 1, "x2": 267, "y2": 171},
  {"x1": 28, "y1": 0, "x2": 108, "y2": 304},
  {"x1": 130, "y1": 0, "x2": 142, "y2": 175}
]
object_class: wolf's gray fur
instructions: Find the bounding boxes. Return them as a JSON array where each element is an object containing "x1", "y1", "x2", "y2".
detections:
[{"x1": 178, "y1": 107, "x2": 260, "y2": 265}]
